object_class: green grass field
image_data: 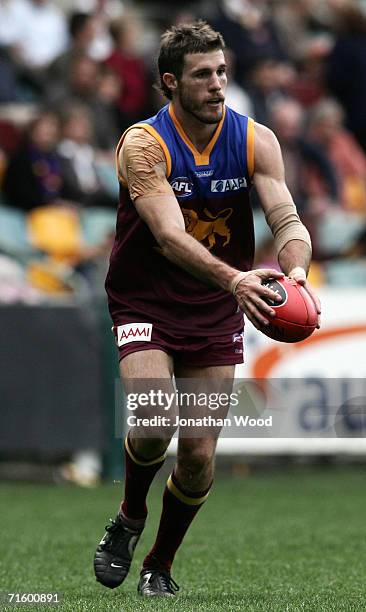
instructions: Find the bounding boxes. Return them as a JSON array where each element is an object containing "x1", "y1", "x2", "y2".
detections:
[{"x1": 1, "y1": 465, "x2": 366, "y2": 612}]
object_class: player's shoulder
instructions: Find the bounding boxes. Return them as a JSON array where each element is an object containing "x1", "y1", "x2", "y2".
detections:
[
  {"x1": 254, "y1": 121, "x2": 279, "y2": 148},
  {"x1": 123, "y1": 127, "x2": 159, "y2": 149},
  {"x1": 253, "y1": 121, "x2": 281, "y2": 165},
  {"x1": 120, "y1": 126, "x2": 165, "y2": 170}
]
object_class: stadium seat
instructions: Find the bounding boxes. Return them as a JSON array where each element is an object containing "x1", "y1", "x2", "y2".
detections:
[
  {"x1": 253, "y1": 208, "x2": 272, "y2": 245},
  {"x1": 0, "y1": 204, "x2": 35, "y2": 259},
  {"x1": 27, "y1": 206, "x2": 83, "y2": 261},
  {"x1": 324, "y1": 258, "x2": 366, "y2": 285},
  {"x1": 95, "y1": 161, "x2": 119, "y2": 198},
  {"x1": 316, "y1": 209, "x2": 364, "y2": 256},
  {"x1": 80, "y1": 207, "x2": 116, "y2": 246}
]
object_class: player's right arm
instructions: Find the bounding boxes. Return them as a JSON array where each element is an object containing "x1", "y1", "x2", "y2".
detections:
[{"x1": 120, "y1": 128, "x2": 283, "y2": 328}]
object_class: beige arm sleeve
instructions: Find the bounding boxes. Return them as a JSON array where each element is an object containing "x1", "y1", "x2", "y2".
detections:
[
  {"x1": 265, "y1": 201, "x2": 312, "y2": 256},
  {"x1": 120, "y1": 128, "x2": 174, "y2": 201}
]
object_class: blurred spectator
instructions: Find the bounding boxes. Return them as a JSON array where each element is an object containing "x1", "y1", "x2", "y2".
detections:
[
  {"x1": 59, "y1": 0, "x2": 125, "y2": 64},
  {"x1": 2, "y1": 110, "x2": 63, "y2": 211},
  {"x1": 0, "y1": 254, "x2": 43, "y2": 303},
  {"x1": 47, "y1": 54, "x2": 100, "y2": 109},
  {"x1": 246, "y1": 56, "x2": 294, "y2": 125},
  {"x1": 308, "y1": 98, "x2": 366, "y2": 213},
  {"x1": 48, "y1": 54, "x2": 120, "y2": 153},
  {"x1": 210, "y1": 0, "x2": 289, "y2": 86},
  {"x1": 272, "y1": 0, "x2": 332, "y2": 62},
  {"x1": 223, "y1": 48, "x2": 253, "y2": 117},
  {"x1": 0, "y1": 0, "x2": 25, "y2": 50},
  {"x1": 0, "y1": 0, "x2": 68, "y2": 98},
  {"x1": 0, "y1": 0, "x2": 68, "y2": 71},
  {"x1": 48, "y1": 11, "x2": 97, "y2": 83},
  {"x1": 326, "y1": 0, "x2": 366, "y2": 151},
  {"x1": 343, "y1": 223, "x2": 366, "y2": 258},
  {"x1": 0, "y1": 146, "x2": 7, "y2": 188},
  {"x1": 173, "y1": 10, "x2": 197, "y2": 27},
  {"x1": 288, "y1": 36, "x2": 332, "y2": 108},
  {"x1": 57, "y1": 104, "x2": 116, "y2": 208},
  {"x1": 0, "y1": 49, "x2": 19, "y2": 103},
  {"x1": 105, "y1": 15, "x2": 149, "y2": 129},
  {"x1": 91, "y1": 66, "x2": 121, "y2": 152},
  {"x1": 268, "y1": 98, "x2": 338, "y2": 216}
]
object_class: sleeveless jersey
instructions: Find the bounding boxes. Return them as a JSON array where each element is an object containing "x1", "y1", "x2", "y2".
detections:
[{"x1": 106, "y1": 103, "x2": 255, "y2": 337}]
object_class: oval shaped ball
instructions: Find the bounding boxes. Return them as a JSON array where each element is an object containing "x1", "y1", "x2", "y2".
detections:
[{"x1": 260, "y1": 277, "x2": 317, "y2": 343}]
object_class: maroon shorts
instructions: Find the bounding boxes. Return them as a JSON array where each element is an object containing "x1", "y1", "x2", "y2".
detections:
[{"x1": 112, "y1": 322, "x2": 244, "y2": 367}]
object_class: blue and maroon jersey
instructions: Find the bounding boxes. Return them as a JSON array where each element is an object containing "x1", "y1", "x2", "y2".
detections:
[{"x1": 106, "y1": 103, "x2": 255, "y2": 337}]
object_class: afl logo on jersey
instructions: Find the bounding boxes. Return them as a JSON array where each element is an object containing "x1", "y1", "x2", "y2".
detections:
[{"x1": 170, "y1": 176, "x2": 193, "y2": 198}]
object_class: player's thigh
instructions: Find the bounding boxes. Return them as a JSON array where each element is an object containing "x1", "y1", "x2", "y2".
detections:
[
  {"x1": 175, "y1": 363, "x2": 235, "y2": 379},
  {"x1": 175, "y1": 363, "x2": 235, "y2": 428},
  {"x1": 121, "y1": 349, "x2": 177, "y2": 451},
  {"x1": 120, "y1": 348, "x2": 174, "y2": 378},
  {"x1": 175, "y1": 364, "x2": 235, "y2": 473}
]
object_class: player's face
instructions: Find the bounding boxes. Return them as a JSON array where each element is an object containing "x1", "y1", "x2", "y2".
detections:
[{"x1": 176, "y1": 51, "x2": 227, "y2": 124}]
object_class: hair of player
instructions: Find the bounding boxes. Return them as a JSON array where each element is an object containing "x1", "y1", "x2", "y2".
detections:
[{"x1": 157, "y1": 20, "x2": 225, "y2": 100}]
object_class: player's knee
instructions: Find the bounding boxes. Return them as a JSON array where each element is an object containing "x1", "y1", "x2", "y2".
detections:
[{"x1": 178, "y1": 445, "x2": 214, "y2": 475}]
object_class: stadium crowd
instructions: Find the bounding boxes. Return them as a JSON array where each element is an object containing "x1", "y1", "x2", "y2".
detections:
[{"x1": 1, "y1": 0, "x2": 366, "y2": 302}]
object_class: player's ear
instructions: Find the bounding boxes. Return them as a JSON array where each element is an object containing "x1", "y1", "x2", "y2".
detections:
[{"x1": 162, "y1": 72, "x2": 177, "y2": 96}]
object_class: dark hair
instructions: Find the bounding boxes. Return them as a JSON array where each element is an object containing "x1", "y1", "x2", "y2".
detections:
[
  {"x1": 109, "y1": 19, "x2": 126, "y2": 45},
  {"x1": 157, "y1": 20, "x2": 225, "y2": 99},
  {"x1": 69, "y1": 12, "x2": 91, "y2": 39}
]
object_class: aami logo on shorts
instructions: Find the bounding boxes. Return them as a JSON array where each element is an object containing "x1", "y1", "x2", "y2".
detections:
[
  {"x1": 211, "y1": 177, "x2": 247, "y2": 192},
  {"x1": 170, "y1": 176, "x2": 193, "y2": 197},
  {"x1": 116, "y1": 323, "x2": 152, "y2": 347}
]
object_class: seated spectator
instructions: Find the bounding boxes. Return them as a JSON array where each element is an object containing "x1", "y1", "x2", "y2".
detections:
[
  {"x1": 210, "y1": 0, "x2": 290, "y2": 86},
  {"x1": 268, "y1": 98, "x2": 341, "y2": 259},
  {"x1": 0, "y1": 48, "x2": 19, "y2": 103},
  {"x1": 0, "y1": 0, "x2": 68, "y2": 98},
  {"x1": 326, "y1": 0, "x2": 366, "y2": 151},
  {"x1": 0, "y1": 0, "x2": 25, "y2": 50},
  {"x1": 105, "y1": 15, "x2": 149, "y2": 129},
  {"x1": 57, "y1": 103, "x2": 116, "y2": 208},
  {"x1": 91, "y1": 66, "x2": 121, "y2": 153},
  {"x1": 47, "y1": 54, "x2": 101, "y2": 109},
  {"x1": 268, "y1": 98, "x2": 338, "y2": 215},
  {"x1": 223, "y1": 48, "x2": 253, "y2": 117},
  {"x1": 10, "y1": 0, "x2": 68, "y2": 71},
  {"x1": 289, "y1": 36, "x2": 332, "y2": 108},
  {"x1": 0, "y1": 146, "x2": 7, "y2": 190},
  {"x1": 246, "y1": 56, "x2": 295, "y2": 125},
  {"x1": 272, "y1": 0, "x2": 332, "y2": 62},
  {"x1": 308, "y1": 98, "x2": 366, "y2": 213},
  {"x1": 48, "y1": 11, "x2": 97, "y2": 84},
  {"x1": 48, "y1": 54, "x2": 120, "y2": 153},
  {"x1": 2, "y1": 109, "x2": 63, "y2": 211}
]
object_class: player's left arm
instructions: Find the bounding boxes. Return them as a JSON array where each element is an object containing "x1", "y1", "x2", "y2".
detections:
[{"x1": 252, "y1": 121, "x2": 321, "y2": 325}]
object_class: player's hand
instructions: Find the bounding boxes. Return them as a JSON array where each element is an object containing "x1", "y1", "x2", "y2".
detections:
[
  {"x1": 288, "y1": 266, "x2": 321, "y2": 328},
  {"x1": 233, "y1": 268, "x2": 284, "y2": 330}
]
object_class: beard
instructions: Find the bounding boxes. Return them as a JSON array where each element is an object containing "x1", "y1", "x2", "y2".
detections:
[{"x1": 178, "y1": 85, "x2": 224, "y2": 125}]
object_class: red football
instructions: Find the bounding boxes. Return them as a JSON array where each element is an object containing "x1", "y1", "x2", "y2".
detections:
[{"x1": 261, "y1": 277, "x2": 317, "y2": 343}]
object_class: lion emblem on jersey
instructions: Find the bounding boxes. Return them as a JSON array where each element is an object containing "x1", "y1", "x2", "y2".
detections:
[{"x1": 182, "y1": 207, "x2": 233, "y2": 250}]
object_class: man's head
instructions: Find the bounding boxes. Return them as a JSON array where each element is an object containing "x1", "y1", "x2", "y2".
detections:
[
  {"x1": 158, "y1": 21, "x2": 227, "y2": 124},
  {"x1": 269, "y1": 99, "x2": 304, "y2": 145},
  {"x1": 308, "y1": 98, "x2": 344, "y2": 144}
]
